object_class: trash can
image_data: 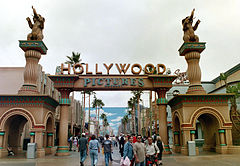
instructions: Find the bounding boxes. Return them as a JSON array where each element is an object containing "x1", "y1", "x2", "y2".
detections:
[
  {"x1": 27, "y1": 143, "x2": 37, "y2": 159},
  {"x1": 187, "y1": 141, "x2": 196, "y2": 156}
]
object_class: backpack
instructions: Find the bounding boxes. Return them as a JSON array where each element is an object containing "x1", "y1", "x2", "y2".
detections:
[{"x1": 157, "y1": 140, "x2": 163, "y2": 151}]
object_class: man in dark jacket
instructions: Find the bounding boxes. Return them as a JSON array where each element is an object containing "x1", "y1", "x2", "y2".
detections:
[
  {"x1": 79, "y1": 133, "x2": 88, "y2": 166},
  {"x1": 102, "y1": 134, "x2": 112, "y2": 166}
]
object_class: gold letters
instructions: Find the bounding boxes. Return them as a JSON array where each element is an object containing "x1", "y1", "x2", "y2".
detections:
[{"x1": 61, "y1": 63, "x2": 167, "y2": 75}]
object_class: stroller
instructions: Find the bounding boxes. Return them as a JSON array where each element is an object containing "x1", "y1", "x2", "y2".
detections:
[
  {"x1": 146, "y1": 155, "x2": 158, "y2": 166},
  {"x1": 7, "y1": 147, "x2": 14, "y2": 156}
]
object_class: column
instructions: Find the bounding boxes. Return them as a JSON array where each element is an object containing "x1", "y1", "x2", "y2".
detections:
[
  {"x1": 47, "y1": 133, "x2": 53, "y2": 148},
  {"x1": 0, "y1": 132, "x2": 5, "y2": 149},
  {"x1": 35, "y1": 130, "x2": 45, "y2": 157},
  {"x1": 30, "y1": 132, "x2": 35, "y2": 143},
  {"x1": 178, "y1": 42, "x2": 206, "y2": 94},
  {"x1": 190, "y1": 130, "x2": 195, "y2": 141},
  {"x1": 173, "y1": 131, "x2": 180, "y2": 146},
  {"x1": 18, "y1": 40, "x2": 47, "y2": 94},
  {"x1": 155, "y1": 88, "x2": 171, "y2": 154},
  {"x1": 181, "y1": 130, "x2": 191, "y2": 155},
  {"x1": 56, "y1": 89, "x2": 72, "y2": 156},
  {"x1": 219, "y1": 129, "x2": 226, "y2": 146}
]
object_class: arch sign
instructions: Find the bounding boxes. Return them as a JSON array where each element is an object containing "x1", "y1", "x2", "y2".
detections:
[{"x1": 49, "y1": 63, "x2": 176, "y2": 91}]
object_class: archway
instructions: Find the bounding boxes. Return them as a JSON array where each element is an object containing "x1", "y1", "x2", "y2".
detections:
[
  {"x1": 44, "y1": 113, "x2": 54, "y2": 154},
  {"x1": 195, "y1": 113, "x2": 220, "y2": 153},
  {"x1": 4, "y1": 115, "x2": 30, "y2": 156},
  {"x1": 49, "y1": 72, "x2": 177, "y2": 155},
  {"x1": 172, "y1": 113, "x2": 182, "y2": 153}
]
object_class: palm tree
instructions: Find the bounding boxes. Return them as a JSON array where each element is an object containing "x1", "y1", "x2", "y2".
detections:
[
  {"x1": 65, "y1": 52, "x2": 82, "y2": 67},
  {"x1": 64, "y1": 52, "x2": 82, "y2": 135},
  {"x1": 122, "y1": 115, "x2": 129, "y2": 134},
  {"x1": 85, "y1": 90, "x2": 95, "y2": 131},
  {"x1": 92, "y1": 96, "x2": 105, "y2": 136},
  {"x1": 132, "y1": 90, "x2": 143, "y2": 135},
  {"x1": 220, "y1": 73, "x2": 240, "y2": 132},
  {"x1": 128, "y1": 97, "x2": 137, "y2": 134},
  {"x1": 100, "y1": 113, "x2": 109, "y2": 136}
]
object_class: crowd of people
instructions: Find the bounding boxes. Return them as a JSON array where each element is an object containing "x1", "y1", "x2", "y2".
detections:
[{"x1": 68, "y1": 133, "x2": 164, "y2": 166}]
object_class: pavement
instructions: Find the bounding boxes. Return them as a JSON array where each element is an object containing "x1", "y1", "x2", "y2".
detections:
[{"x1": 1, "y1": 146, "x2": 240, "y2": 166}]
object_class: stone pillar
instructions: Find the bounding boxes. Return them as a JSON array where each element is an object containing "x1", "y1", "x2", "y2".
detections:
[
  {"x1": 190, "y1": 130, "x2": 195, "y2": 141},
  {"x1": 18, "y1": 40, "x2": 47, "y2": 94},
  {"x1": 56, "y1": 89, "x2": 71, "y2": 156},
  {"x1": 30, "y1": 132, "x2": 35, "y2": 143},
  {"x1": 173, "y1": 131, "x2": 180, "y2": 146},
  {"x1": 219, "y1": 129, "x2": 226, "y2": 146},
  {"x1": 181, "y1": 130, "x2": 191, "y2": 155},
  {"x1": 35, "y1": 130, "x2": 45, "y2": 157},
  {"x1": 47, "y1": 133, "x2": 53, "y2": 148},
  {"x1": 178, "y1": 42, "x2": 206, "y2": 94},
  {"x1": 155, "y1": 88, "x2": 171, "y2": 154},
  {"x1": 225, "y1": 129, "x2": 232, "y2": 146},
  {"x1": 0, "y1": 132, "x2": 5, "y2": 149}
]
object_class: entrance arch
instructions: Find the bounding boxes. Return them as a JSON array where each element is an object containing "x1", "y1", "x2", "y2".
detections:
[
  {"x1": 44, "y1": 112, "x2": 55, "y2": 154},
  {"x1": 49, "y1": 74, "x2": 177, "y2": 156},
  {"x1": 172, "y1": 111, "x2": 182, "y2": 153},
  {"x1": 195, "y1": 113, "x2": 220, "y2": 152},
  {"x1": 0, "y1": 108, "x2": 35, "y2": 156},
  {"x1": 190, "y1": 107, "x2": 229, "y2": 153}
]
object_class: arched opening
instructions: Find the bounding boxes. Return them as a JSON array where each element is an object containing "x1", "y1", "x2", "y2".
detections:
[
  {"x1": 45, "y1": 116, "x2": 54, "y2": 154},
  {"x1": 172, "y1": 115, "x2": 182, "y2": 153},
  {"x1": 195, "y1": 113, "x2": 220, "y2": 153},
  {"x1": 4, "y1": 115, "x2": 30, "y2": 156}
]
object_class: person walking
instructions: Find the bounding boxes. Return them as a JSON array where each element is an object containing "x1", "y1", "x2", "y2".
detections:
[
  {"x1": 156, "y1": 136, "x2": 164, "y2": 165},
  {"x1": 68, "y1": 135, "x2": 73, "y2": 151},
  {"x1": 102, "y1": 134, "x2": 112, "y2": 166},
  {"x1": 119, "y1": 134, "x2": 125, "y2": 157},
  {"x1": 73, "y1": 136, "x2": 78, "y2": 151},
  {"x1": 145, "y1": 137, "x2": 159, "y2": 166},
  {"x1": 133, "y1": 135, "x2": 145, "y2": 166},
  {"x1": 89, "y1": 135, "x2": 100, "y2": 166},
  {"x1": 79, "y1": 133, "x2": 88, "y2": 166},
  {"x1": 123, "y1": 136, "x2": 134, "y2": 166}
]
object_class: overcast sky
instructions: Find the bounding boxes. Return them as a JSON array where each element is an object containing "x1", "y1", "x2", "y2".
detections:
[{"x1": 0, "y1": 0, "x2": 240, "y2": 107}]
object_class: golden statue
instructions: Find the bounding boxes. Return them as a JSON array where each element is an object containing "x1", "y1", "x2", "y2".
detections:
[
  {"x1": 26, "y1": 6, "x2": 45, "y2": 41},
  {"x1": 182, "y1": 9, "x2": 200, "y2": 42}
]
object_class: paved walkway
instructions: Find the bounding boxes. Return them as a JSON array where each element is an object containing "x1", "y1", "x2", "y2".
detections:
[{"x1": 1, "y1": 146, "x2": 240, "y2": 166}]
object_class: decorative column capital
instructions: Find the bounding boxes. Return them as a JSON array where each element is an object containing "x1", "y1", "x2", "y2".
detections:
[
  {"x1": 19, "y1": 40, "x2": 48, "y2": 55},
  {"x1": 174, "y1": 131, "x2": 180, "y2": 135},
  {"x1": 155, "y1": 88, "x2": 169, "y2": 105},
  {"x1": 178, "y1": 42, "x2": 206, "y2": 56},
  {"x1": 218, "y1": 129, "x2": 225, "y2": 133},
  {"x1": 59, "y1": 89, "x2": 72, "y2": 105},
  {"x1": 190, "y1": 130, "x2": 196, "y2": 134},
  {"x1": 30, "y1": 132, "x2": 35, "y2": 136},
  {"x1": 47, "y1": 133, "x2": 54, "y2": 136}
]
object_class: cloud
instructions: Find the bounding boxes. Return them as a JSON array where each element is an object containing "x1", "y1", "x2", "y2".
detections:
[
  {"x1": 109, "y1": 123, "x2": 115, "y2": 127},
  {"x1": 111, "y1": 116, "x2": 122, "y2": 122},
  {"x1": 105, "y1": 112, "x2": 117, "y2": 116}
]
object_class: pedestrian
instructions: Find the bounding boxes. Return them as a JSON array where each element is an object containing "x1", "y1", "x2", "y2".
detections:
[
  {"x1": 73, "y1": 136, "x2": 78, "y2": 151},
  {"x1": 68, "y1": 135, "x2": 73, "y2": 151},
  {"x1": 132, "y1": 134, "x2": 137, "y2": 143},
  {"x1": 145, "y1": 137, "x2": 159, "y2": 166},
  {"x1": 156, "y1": 136, "x2": 164, "y2": 165},
  {"x1": 119, "y1": 134, "x2": 125, "y2": 157},
  {"x1": 89, "y1": 135, "x2": 100, "y2": 166},
  {"x1": 79, "y1": 133, "x2": 88, "y2": 166},
  {"x1": 133, "y1": 135, "x2": 145, "y2": 166},
  {"x1": 102, "y1": 134, "x2": 112, "y2": 166},
  {"x1": 123, "y1": 135, "x2": 134, "y2": 166}
]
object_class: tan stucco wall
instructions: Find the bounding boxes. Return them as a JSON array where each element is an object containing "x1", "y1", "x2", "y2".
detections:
[
  {"x1": 215, "y1": 70, "x2": 240, "y2": 89},
  {"x1": 0, "y1": 67, "x2": 24, "y2": 94}
]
